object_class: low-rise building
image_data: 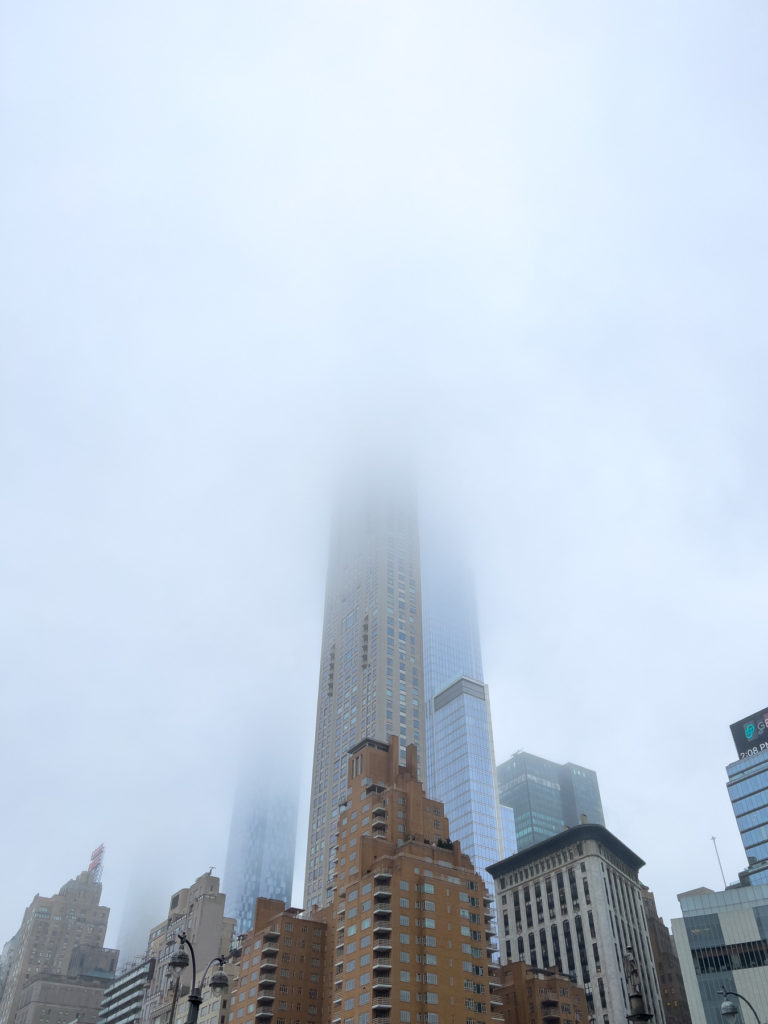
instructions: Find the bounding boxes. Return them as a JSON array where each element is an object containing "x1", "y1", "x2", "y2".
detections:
[
  {"x1": 672, "y1": 884, "x2": 768, "y2": 1024},
  {"x1": 97, "y1": 959, "x2": 155, "y2": 1024},
  {"x1": 497, "y1": 962, "x2": 588, "y2": 1024}
]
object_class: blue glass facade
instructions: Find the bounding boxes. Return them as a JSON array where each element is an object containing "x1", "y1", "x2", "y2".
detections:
[
  {"x1": 727, "y1": 747, "x2": 768, "y2": 883},
  {"x1": 420, "y1": 536, "x2": 513, "y2": 885},
  {"x1": 223, "y1": 774, "x2": 298, "y2": 934},
  {"x1": 431, "y1": 677, "x2": 508, "y2": 891}
]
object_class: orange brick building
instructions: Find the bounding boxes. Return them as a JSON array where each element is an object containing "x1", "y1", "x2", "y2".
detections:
[
  {"x1": 497, "y1": 962, "x2": 588, "y2": 1024},
  {"x1": 227, "y1": 737, "x2": 504, "y2": 1024},
  {"x1": 319, "y1": 737, "x2": 504, "y2": 1024}
]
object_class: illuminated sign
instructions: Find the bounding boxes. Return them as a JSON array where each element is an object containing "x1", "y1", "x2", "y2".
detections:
[{"x1": 730, "y1": 708, "x2": 768, "y2": 759}]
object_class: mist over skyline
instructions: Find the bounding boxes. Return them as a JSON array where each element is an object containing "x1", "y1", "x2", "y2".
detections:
[{"x1": 2, "y1": 1, "x2": 767, "y2": 955}]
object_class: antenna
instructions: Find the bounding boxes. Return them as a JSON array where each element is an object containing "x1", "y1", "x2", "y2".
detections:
[{"x1": 711, "y1": 836, "x2": 727, "y2": 888}]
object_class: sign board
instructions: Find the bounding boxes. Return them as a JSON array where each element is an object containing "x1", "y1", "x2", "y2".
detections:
[{"x1": 730, "y1": 708, "x2": 768, "y2": 760}]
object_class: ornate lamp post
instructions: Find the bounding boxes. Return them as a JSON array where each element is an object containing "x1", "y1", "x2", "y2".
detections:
[
  {"x1": 718, "y1": 988, "x2": 762, "y2": 1024},
  {"x1": 168, "y1": 932, "x2": 230, "y2": 1024}
]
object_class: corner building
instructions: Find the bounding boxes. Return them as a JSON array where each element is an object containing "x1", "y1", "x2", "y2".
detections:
[
  {"x1": 305, "y1": 488, "x2": 425, "y2": 910},
  {"x1": 319, "y1": 737, "x2": 503, "y2": 1024},
  {"x1": 489, "y1": 825, "x2": 665, "y2": 1024}
]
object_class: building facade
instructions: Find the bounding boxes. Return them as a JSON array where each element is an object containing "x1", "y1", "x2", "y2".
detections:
[
  {"x1": 727, "y1": 708, "x2": 768, "y2": 885},
  {"x1": 421, "y1": 533, "x2": 515, "y2": 872},
  {"x1": 672, "y1": 884, "x2": 768, "y2": 1024},
  {"x1": 489, "y1": 824, "x2": 665, "y2": 1024},
  {"x1": 224, "y1": 764, "x2": 298, "y2": 935},
  {"x1": 306, "y1": 485, "x2": 512, "y2": 910},
  {"x1": 496, "y1": 753, "x2": 604, "y2": 852},
  {"x1": 431, "y1": 676, "x2": 512, "y2": 891},
  {"x1": 224, "y1": 899, "x2": 327, "y2": 1024},
  {"x1": 140, "y1": 872, "x2": 235, "y2": 1024},
  {"x1": 0, "y1": 866, "x2": 116, "y2": 1024},
  {"x1": 319, "y1": 736, "x2": 504, "y2": 1024},
  {"x1": 640, "y1": 888, "x2": 691, "y2": 1024},
  {"x1": 304, "y1": 486, "x2": 426, "y2": 910},
  {"x1": 496, "y1": 961, "x2": 588, "y2": 1024},
  {"x1": 97, "y1": 959, "x2": 155, "y2": 1024}
]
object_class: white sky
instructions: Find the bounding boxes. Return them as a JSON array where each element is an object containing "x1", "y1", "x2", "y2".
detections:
[{"x1": 1, "y1": 1, "x2": 767, "y2": 950}]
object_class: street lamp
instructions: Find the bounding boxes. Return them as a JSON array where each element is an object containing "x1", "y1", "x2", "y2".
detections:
[
  {"x1": 718, "y1": 988, "x2": 762, "y2": 1024},
  {"x1": 169, "y1": 932, "x2": 230, "y2": 1024}
]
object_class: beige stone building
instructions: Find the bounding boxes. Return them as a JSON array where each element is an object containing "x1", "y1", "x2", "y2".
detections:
[
  {"x1": 0, "y1": 868, "x2": 117, "y2": 1024},
  {"x1": 140, "y1": 872, "x2": 235, "y2": 1024}
]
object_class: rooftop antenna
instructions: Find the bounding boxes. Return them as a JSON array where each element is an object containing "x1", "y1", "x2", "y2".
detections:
[{"x1": 711, "y1": 836, "x2": 727, "y2": 888}]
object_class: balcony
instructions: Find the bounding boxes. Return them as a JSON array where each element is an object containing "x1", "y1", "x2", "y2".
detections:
[
  {"x1": 374, "y1": 887, "x2": 392, "y2": 900},
  {"x1": 255, "y1": 1011, "x2": 273, "y2": 1021},
  {"x1": 372, "y1": 941, "x2": 392, "y2": 953},
  {"x1": 372, "y1": 958, "x2": 392, "y2": 971},
  {"x1": 373, "y1": 923, "x2": 392, "y2": 936},
  {"x1": 262, "y1": 942, "x2": 279, "y2": 956},
  {"x1": 374, "y1": 869, "x2": 392, "y2": 882},
  {"x1": 372, "y1": 820, "x2": 387, "y2": 834},
  {"x1": 258, "y1": 978, "x2": 276, "y2": 989},
  {"x1": 372, "y1": 979, "x2": 392, "y2": 991},
  {"x1": 372, "y1": 806, "x2": 387, "y2": 818},
  {"x1": 373, "y1": 905, "x2": 392, "y2": 918},
  {"x1": 256, "y1": 994, "x2": 274, "y2": 1006},
  {"x1": 259, "y1": 960, "x2": 277, "y2": 974},
  {"x1": 372, "y1": 997, "x2": 392, "y2": 1011},
  {"x1": 263, "y1": 927, "x2": 279, "y2": 941}
]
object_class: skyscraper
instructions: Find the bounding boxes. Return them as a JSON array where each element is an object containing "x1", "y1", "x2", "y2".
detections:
[
  {"x1": 0, "y1": 861, "x2": 117, "y2": 1024},
  {"x1": 304, "y1": 483, "x2": 425, "y2": 909},
  {"x1": 421, "y1": 531, "x2": 516, "y2": 878},
  {"x1": 496, "y1": 752, "x2": 604, "y2": 851},
  {"x1": 727, "y1": 705, "x2": 768, "y2": 885},
  {"x1": 305, "y1": 481, "x2": 513, "y2": 909},
  {"x1": 223, "y1": 749, "x2": 298, "y2": 934}
]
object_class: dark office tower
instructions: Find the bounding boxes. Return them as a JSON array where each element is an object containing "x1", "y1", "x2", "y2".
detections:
[
  {"x1": 304, "y1": 481, "x2": 425, "y2": 910},
  {"x1": 497, "y1": 751, "x2": 604, "y2": 851},
  {"x1": 223, "y1": 750, "x2": 298, "y2": 934},
  {"x1": 727, "y1": 706, "x2": 768, "y2": 884}
]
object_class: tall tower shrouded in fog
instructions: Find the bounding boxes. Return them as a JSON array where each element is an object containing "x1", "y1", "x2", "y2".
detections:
[
  {"x1": 223, "y1": 756, "x2": 298, "y2": 934},
  {"x1": 304, "y1": 481, "x2": 425, "y2": 909}
]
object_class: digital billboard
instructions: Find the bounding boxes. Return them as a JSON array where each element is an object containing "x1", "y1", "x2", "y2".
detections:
[{"x1": 730, "y1": 707, "x2": 768, "y2": 760}]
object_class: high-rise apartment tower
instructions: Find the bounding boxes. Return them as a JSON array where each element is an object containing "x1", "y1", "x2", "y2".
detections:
[{"x1": 304, "y1": 485, "x2": 425, "y2": 909}]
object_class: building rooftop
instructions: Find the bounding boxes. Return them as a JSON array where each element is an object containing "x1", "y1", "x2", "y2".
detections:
[{"x1": 487, "y1": 821, "x2": 645, "y2": 876}]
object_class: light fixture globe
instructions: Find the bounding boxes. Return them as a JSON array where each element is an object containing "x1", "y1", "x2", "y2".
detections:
[
  {"x1": 720, "y1": 999, "x2": 739, "y2": 1020},
  {"x1": 169, "y1": 946, "x2": 190, "y2": 976},
  {"x1": 209, "y1": 968, "x2": 229, "y2": 992}
]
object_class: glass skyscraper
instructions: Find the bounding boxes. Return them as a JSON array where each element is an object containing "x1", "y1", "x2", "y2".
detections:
[
  {"x1": 727, "y1": 708, "x2": 768, "y2": 884},
  {"x1": 496, "y1": 751, "x2": 604, "y2": 851},
  {"x1": 420, "y1": 531, "x2": 514, "y2": 883},
  {"x1": 223, "y1": 759, "x2": 298, "y2": 934}
]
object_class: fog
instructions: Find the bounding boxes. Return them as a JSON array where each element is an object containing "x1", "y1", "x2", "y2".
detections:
[{"x1": 1, "y1": 1, "x2": 767, "y2": 950}]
